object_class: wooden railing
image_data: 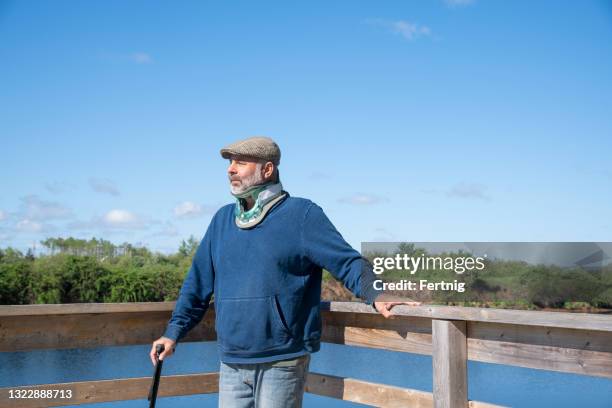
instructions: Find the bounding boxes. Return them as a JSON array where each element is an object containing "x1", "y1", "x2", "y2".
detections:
[{"x1": 1, "y1": 301, "x2": 611, "y2": 407}]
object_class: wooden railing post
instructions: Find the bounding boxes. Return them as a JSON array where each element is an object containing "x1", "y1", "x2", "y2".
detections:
[{"x1": 432, "y1": 319, "x2": 468, "y2": 408}]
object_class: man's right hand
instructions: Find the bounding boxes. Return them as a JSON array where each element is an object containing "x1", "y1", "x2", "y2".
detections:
[{"x1": 150, "y1": 337, "x2": 176, "y2": 366}]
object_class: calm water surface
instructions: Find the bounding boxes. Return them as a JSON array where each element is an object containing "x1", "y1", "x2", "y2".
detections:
[{"x1": 1, "y1": 342, "x2": 611, "y2": 407}]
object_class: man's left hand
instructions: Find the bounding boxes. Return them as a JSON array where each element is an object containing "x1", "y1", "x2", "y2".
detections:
[{"x1": 374, "y1": 298, "x2": 422, "y2": 318}]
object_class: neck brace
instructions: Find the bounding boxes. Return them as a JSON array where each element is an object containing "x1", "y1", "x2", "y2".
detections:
[{"x1": 232, "y1": 181, "x2": 287, "y2": 229}]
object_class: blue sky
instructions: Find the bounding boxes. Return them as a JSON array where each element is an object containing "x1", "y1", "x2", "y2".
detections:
[{"x1": 1, "y1": 0, "x2": 611, "y2": 254}]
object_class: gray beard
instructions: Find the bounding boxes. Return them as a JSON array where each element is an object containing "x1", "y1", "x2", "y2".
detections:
[{"x1": 229, "y1": 167, "x2": 266, "y2": 195}]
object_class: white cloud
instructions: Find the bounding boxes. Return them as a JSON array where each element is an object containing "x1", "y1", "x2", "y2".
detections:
[
  {"x1": 390, "y1": 21, "x2": 431, "y2": 41},
  {"x1": 338, "y1": 193, "x2": 389, "y2": 205},
  {"x1": 173, "y1": 201, "x2": 219, "y2": 219},
  {"x1": 101, "y1": 209, "x2": 150, "y2": 229},
  {"x1": 174, "y1": 201, "x2": 203, "y2": 218},
  {"x1": 0, "y1": 210, "x2": 5, "y2": 221},
  {"x1": 105, "y1": 209, "x2": 136, "y2": 224},
  {"x1": 130, "y1": 52, "x2": 152, "y2": 64},
  {"x1": 19, "y1": 195, "x2": 73, "y2": 221},
  {"x1": 446, "y1": 183, "x2": 491, "y2": 201},
  {"x1": 15, "y1": 219, "x2": 55, "y2": 233},
  {"x1": 67, "y1": 209, "x2": 154, "y2": 231},
  {"x1": 89, "y1": 178, "x2": 120, "y2": 196},
  {"x1": 367, "y1": 19, "x2": 432, "y2": 41}
]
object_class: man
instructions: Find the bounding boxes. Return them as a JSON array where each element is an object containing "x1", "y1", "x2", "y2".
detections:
[{"x1": 150, "y1": 136, "x2": 421, "y2": 407}]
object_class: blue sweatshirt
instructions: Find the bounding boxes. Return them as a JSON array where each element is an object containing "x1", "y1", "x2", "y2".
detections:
[{"x1": 163, "y1": 193, "x2": 380, "y2": 363}]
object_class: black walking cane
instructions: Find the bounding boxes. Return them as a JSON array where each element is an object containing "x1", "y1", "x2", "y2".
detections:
[{"x1": 148, "y1": 344, "x2": 165, "y2": 408}]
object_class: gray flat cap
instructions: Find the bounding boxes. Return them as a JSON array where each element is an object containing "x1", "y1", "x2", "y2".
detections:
[{"x1": 220, "y1": 136, "x2": 281, "y2": 165}]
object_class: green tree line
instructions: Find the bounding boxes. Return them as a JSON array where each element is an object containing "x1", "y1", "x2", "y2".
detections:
[
  {"x1": 0, "y1": 236, "x2": 199, "y2": 304},
  {"x1": 2, "y1": 238, "x2": 611, "y2": 310}
]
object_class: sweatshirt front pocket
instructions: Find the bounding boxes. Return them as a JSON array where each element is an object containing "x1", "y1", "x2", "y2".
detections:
[{"x1": 216, "y1": 296, "x2": 293, "y2": 354}]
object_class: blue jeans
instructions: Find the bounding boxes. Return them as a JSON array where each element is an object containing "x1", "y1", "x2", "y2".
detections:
[{"x1": 218, "y1": 354, "x2": 311, "y2": 408}]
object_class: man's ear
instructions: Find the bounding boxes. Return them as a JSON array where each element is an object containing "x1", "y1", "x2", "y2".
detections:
[{"x1": 263, "y1": 162, "x2": 274, "y2": 179}]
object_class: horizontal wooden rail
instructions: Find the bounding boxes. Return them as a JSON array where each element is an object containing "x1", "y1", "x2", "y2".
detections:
[
  {"x1": 4, "y1": 301, "x2": 611, "y2": 332},
  {"x1": 320, "y1": 302, "x2": 612, "y2": 332},
  {"x1": 0, "y1": 302, "x2": 176, "y2": 316},
  {"x1": 0, "y1": 372, "x2": 504, "y2": 408},
  {"x1": 0, "y1": 302, "x2": 612, "y2": 332},
  {"x1": 0, "y1": 373, "x2": 219, "y2": 407}
]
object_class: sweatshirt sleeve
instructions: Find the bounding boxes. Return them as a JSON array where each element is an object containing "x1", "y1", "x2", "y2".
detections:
[
  {"x1": 302, "y1": 203, "x2": 381, "y2": 308},
  {"x1": 163, "y1": 225, "x2": 215, "y2": 343}
]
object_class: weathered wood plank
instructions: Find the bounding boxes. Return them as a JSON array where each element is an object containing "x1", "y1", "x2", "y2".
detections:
[
  {"x1": 433, "y1": 320, "x2": 468, "y2": 408},
  {"x1": 322, "y1": 324, "x2": 433, "y2": 355},
  {"x1": 322, "y1": 311, "x2": 433, "y2": 355},
  {"x1": 0, "y1": 373, "x2": 218, "y2": 407},
  {"x1": 468, "y1": 339, "x2": 612, "y2": 379},
  {"x1": 0, "y1": 302, "x2": 178, "y2": 316},
  {"x1": 306, "y1": 372, "x2": 433, "y2": 408},
  {"x1": 0, "y1": 311, "x2": 217, "y2": 352},
  {"x1": 468, "y1": 321, "x2": 612, "y2": 353},
  {"x1": 467, "y1": 321, "x2": 612, "y2": 379},
  {"x1": 322, "y1": 310, "x2": 432, "y2": 332},
  {"x1": 305, "y1": 372, "x2": 504, "y2": 408},
  {"x1": 3, "y1": 301, "x2": 610, "y2": 332},
  {"x1": 321, "y1": 301, "x2": 612, "y2": 332}
]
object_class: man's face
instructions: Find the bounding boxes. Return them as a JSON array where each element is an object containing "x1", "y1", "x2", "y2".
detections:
[{"x1": 227, "y1": 157, "x2": 266, "y2": 195}]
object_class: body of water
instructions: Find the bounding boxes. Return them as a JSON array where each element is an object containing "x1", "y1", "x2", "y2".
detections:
[{"x1": 1, "y1": 342, "x2": 611, "y2": 407}]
